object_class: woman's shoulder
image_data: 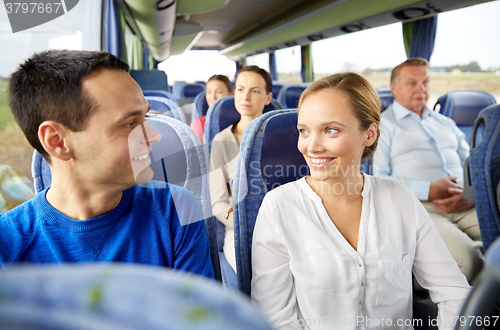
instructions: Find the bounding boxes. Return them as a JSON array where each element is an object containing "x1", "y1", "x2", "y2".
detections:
[
  {"x1": 213, "y1": 125, "x2": 235, "y2": 142},
  {"x1": 366, "y1": 174, "x2": 414, "y2": 195},
  {"x1": 262, "y1": 178, "x2": 306, "y2": 204}
]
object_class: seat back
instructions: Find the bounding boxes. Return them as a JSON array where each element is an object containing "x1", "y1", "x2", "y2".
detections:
[
  {"x1": 468, "y1": 104, "x2": 500, "y2": 249},
  {"x1": 0, "y1": 264, "x2": 273, "y2": 330},
  {"x1": 271, "y1": 81, "x2": 285, "y2": 100},
  {"x1": 376, "y1": 86, "x2": 395, "y2": 112},
  {"x1": 145, "y1": 96, "x2": 187, "y2": 124},
  {"x1": 130, "y1": 69, "x2": 169, "y2": 92},
  {"x1": 232, "y1": 109, "x2": 309, "y2": 295},
  {"x1": 456, "y1": 237, "x2": 500, "y2": 330},
  {"x1": 434, "y1": 90, "x2": 496, "y2": 143},
  {"x1": 143, "y1": 90, "x2": 178, "y2": 105},
  {"x1": 276, "y1": 85, "x2": 306, "y2": 108},
  {"x1": 172, "y1": 81, "x2": 188, "y2": 99},
  {"x1": 203, "y1": 96, "x2": 282, "y2": 159},
  {"x1": 31, "y1": 115, "x2": 221, "y2": 281},
  {"x1": 191, "y1": 91, "x2": 209, "y2": 123},
  {"x1": 181, "y1": 83, "x2": 205, "y2": 98}
]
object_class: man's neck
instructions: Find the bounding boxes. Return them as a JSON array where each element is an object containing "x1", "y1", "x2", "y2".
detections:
[{"x1": 46, "y1": 175, "x2": 125, "y2": 221}]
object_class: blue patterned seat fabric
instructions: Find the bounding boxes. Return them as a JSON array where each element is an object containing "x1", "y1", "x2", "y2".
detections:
[
  {"x1": 454, "y1": 236, "x2": 500, "y2": 330},
  {"x1": 191, "y1": 91, "x2": 209, "y2": 123},
  {"x1": 172, "y1": 81, "x2": 188, "y2": 99},
  {"x1": 145, "y1": 96, "x2": 187, "y2": 124},
  {"x1": 203, "y1": 96, "x2": 282, "y2": 291},
  {"x1": 31, "y1": 115, "x2": 221, "y2": 282},
  {"x1": 181, "y1": 83, "x2": 205, "y2": 98},
  {"x1": 434, "y1": 90, "x2": 496, "y2": 144},
  {"x1": 0, "y1": 264, "x2": 273, "y2": 330},
  {"x1": 376, "y1": 86, "x2": 395, "y2": 112},
  {"x1": 276, "y1": 85, "x2": 306, "y2": 108},
  {"x1": 143, "y1": 90, "x2": 179, "y2": 105},
  {"x1": 468, "y1": 104, "x2": 500, "y2": 249},
  {"x1": 233, "y1": 109, "x2": 308, "y2": 295},
  {"x1": 272, "y1": 81, "x2": 285, "y2": 100},
  {"x1": 130, "y1": 69, "x2": 170, "y2": 92}
]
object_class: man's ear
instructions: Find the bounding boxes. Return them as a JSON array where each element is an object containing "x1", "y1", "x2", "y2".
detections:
[
  {"x1": 390, "y1": 83, "x2": 397, "y2": 95},
  {"x1": 38, "y1": 121, "x2": 73, "y2": 161}
]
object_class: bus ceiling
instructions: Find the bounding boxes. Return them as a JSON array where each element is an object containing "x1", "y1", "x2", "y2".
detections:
[{"x1": 118, "y1": 0, "x2": 493, "y2": 63}]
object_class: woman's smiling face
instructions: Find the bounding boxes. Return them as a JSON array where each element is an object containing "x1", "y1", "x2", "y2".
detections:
[{"x1": 297, "y1": 89, "x2": 371, "y2": 183}]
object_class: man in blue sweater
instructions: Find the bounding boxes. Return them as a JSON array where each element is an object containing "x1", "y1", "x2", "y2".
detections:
[{"x1": 0, "y1": 50, "x2": 214, "y2": 279}]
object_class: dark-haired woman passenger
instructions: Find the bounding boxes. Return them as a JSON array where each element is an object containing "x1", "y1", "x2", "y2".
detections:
[
  {"x1": 251, "y1": 73, "x2": 470, "y2": 330},
  {"x1": 190, "y1": 74, "x2": 233, "y2": 144},
  {"x1": 210, "y1": 66, "x2": 272, "y2": 272}
]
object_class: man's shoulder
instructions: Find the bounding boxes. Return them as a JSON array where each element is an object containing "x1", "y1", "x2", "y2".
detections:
[
  {"x1": 133, "y1": 182, "x2": 203, "y2": 226},
  {"x1": 0, "y1": 195, "x2": 38, "y2": 226},
  {"x1": 0, "y1": 197, "x2": 39, "y2": 258}
]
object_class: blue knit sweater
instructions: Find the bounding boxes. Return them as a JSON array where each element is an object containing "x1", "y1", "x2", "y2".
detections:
[{"x1": 0, "y1": 183, "x2": 214, "y2": 279}]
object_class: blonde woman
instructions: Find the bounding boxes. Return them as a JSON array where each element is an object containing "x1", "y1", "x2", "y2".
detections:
[{"x1": 251, "y1": 73, "x2": 470, "y2": 330}]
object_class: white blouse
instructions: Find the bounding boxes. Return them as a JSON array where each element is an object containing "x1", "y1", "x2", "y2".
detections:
[{"x1": 251, "y1": 174, "x2": 470, "y2": 330}]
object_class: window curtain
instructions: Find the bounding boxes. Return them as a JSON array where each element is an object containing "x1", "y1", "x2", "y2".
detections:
[
  {"x1": 300, "y1": 45, "x2": 313, "y2": 82},
  {"x1": 403, "y1": 16, "x2": 438, "y2": 61}
]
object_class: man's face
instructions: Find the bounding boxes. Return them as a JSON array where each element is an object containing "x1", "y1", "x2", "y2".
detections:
[
  {"x1": 391, "y1": 65, "x2": 430, "y2": 115},
  {"x1": 71, "y1": 69, "x2": 160, "y2": 191}
]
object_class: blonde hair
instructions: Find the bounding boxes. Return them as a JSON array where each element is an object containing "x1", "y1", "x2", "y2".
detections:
[{"x1": 298, "y1": 72, "x2": 381, "y2": 159}]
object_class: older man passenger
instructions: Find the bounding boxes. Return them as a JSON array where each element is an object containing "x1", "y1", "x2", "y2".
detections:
[{"x1": 373, "y1": 58, "x2": 483, "y2": 283}]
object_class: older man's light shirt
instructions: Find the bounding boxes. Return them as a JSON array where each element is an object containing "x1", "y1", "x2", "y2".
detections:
[{"x1": 373, "y1": 101, "x2": 470, "y2": 200}]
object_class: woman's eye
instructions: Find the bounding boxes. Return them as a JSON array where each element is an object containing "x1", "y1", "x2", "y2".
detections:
[
  {"x1": 299, "y1": 129, "x2": 308, "y2": 135},
  {"x1": 326, "y1": 127, "x2": 338, "y2": 134}
]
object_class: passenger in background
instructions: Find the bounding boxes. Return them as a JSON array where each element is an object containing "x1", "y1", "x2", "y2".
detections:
[
  {"x1": 251, "y1": 73, "x2": 470, "y2": 330},
  {"x1": 373, "y1": 58, "x2": 483, "y2": 283},
  {"x1": 190, "y1": 74, "x2": 233, "y2": 144},
  {"x1": 210, "y1": 66, "x2": 272, "y2": 272},
  {"x1": 0, "y1": 50, "x2": 214, "y2": 279}
]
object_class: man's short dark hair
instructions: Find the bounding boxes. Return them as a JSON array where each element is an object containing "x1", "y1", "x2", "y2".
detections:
[
  {"x1": 8, "y1": 50, "x2": 130, "y2": 162},
  {"x1": 237, "y1": 65, "x2": 273, "y2": 94}
]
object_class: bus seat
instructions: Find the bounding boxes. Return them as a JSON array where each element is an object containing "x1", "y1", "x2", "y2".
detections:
[
  {"x1": 130, "y1": 69, "x2": 170, "y2": 92},
  {"x1": 0, "y1": 264, "x2": 273, "y2": 330},
  {"x1": 202, "y1": 96, "x2": 282, "y2": 291},
  {"x1": 433, "y1": 90, "x2": 496, "y2": 144},
  {"x1": 232, "y1": 109, "x2": 308, "y2": 295},
  {"x1": 145, "y1": 96, "x2": 187, "y2": 124},
  {"x1": 276, "y1": 85, "x2": 306, "y2": 108},
  {"x1": 143, "y1": 90, "x2": 178, "y2": 105},
  {"x1": 203, "y1": 96, "x2": 282, "y2": 158},
  {"x1": 181, "y1": 83, "x2": 205, "y2": 98},
  {"x1": 376, "y1": 86, "x2": 395, "y2": 112},
  {"x1": 455, "y1": 236, "x2": 500, "y2": 330},
  {"x1": 31, "y1": 115, "x2": 222, "y2": 282},
  {"x1": 191, "y1": 91, "x2": 209, "y2": 123},
  {"x1": 272, "y1": 81, "x2": 285, "y2": 100},
  {"x1": 467, "y1": 104, "x2": 500, "y2": 250},
  {"x1": 172, "y1": 81, "x2": 187, "y2": 99}
]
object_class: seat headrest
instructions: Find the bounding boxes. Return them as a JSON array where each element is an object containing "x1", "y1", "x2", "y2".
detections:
[
  {"x1": 182, "y1": 84, "x2": 205, "y2": 98},
  {"x1": 437, "y1": 90, "x2": 497, "y2": 126},
  {"x1": 278, "y1": 85, "x2": 306, "y2": 108},
  {"x1": 217, "y1": 96, "x2": 282, "y2": 132},
  {"x1": 148, "y1": 118, "x2": 188, "y2": 186},
  {"x1": 130, "y1": 69, "x2": 169, "y2": 92},
  {"x1": 260, "y1": 111, "x2": 309, "y2": 191}
]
